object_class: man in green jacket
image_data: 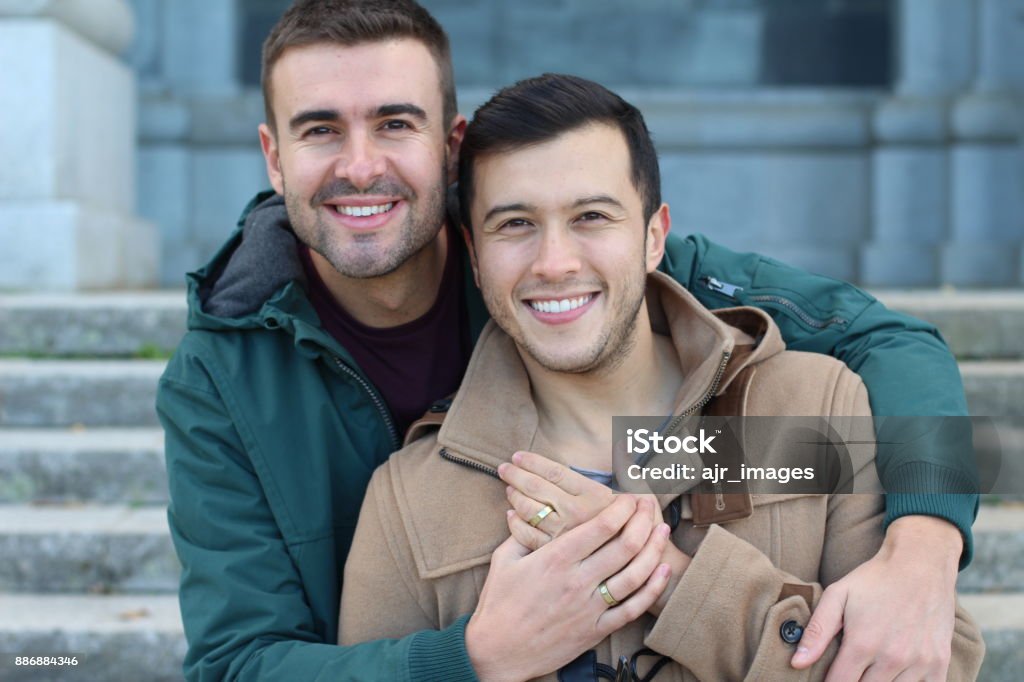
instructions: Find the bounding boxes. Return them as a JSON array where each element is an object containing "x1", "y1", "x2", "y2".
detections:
[{"x1": 156, "y1": 0, "x2": 976, "y2": 680}]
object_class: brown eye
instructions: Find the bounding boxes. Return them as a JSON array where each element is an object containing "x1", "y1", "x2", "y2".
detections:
[{"x1": 498, "y1": 218, "x2": 532, "y2": 232}]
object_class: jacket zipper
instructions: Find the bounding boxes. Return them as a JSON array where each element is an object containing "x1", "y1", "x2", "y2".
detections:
[
  {"x1": 700, "y1": 276, "x2": 847, "y2": 329},
  {"x1": 664, "y1": 349, "x2": 734, "y2": 514},
  {"x1": 635, "y1": 349, "x2": 731, "y2": 468},
  {"x1": 439, "y1": 447, "x2": 500, "y2": 478},
  {"x1": 700, "y1": 275, "x2": 744, "y2": 298},
  {"x1": 332, "y1": 356, "x2": 401, "y2": 451},
  {"x1": 747, "y1": 294, "x2": 847, "y2": 329},
  {"x1": 664, "y1": 349, "x2": 731, "y2": 433}
]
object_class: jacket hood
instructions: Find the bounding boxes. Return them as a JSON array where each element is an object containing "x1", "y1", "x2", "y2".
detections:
[
  {"x1": 183, "y1": 191, "x2": 314, "y2": 333},
  {"x1": 182, "y1": 190, "x2": 491, "y2": 345},
  {"x1": 436, "y1": 271, "x2": 786, "y2": 474}
]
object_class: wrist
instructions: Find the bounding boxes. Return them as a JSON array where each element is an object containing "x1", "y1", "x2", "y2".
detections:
[
  {"x1": 465, "y1": 613, "x2": 517, "y2": 682},
  {"x1": 885, "y1": 515, "x2": 962, "y2": 572}
]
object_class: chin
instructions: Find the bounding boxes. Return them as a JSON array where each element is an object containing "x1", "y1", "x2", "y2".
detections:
[{"x1": 523, "y1": 346, "x2": 604, "y2": 374}]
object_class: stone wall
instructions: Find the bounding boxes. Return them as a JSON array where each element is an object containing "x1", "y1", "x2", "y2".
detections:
[{"x1": 119, "y1": 0, "x2": 1023, "y2": 288}]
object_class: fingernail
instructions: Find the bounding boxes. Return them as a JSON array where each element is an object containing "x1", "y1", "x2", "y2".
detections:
[
  {"x1": 497, "y1": 463, "x2": 507, "y2": 476},
  {"x1": 506, "y1": 509, "x2": 515, "y2": 518},
  {"x1": 659, "y1": 564, "x2": 671, "y2": 578},
  {"x1": 512, "y1": 451, "x2": 523, "y2": 464},
  {"x1": 793, "y1": 647, "x2": 808, "y2": 662},
  {"x1": 658, "y1": 523, "x2": 671, "y2": 538},
  {"x1": 505, "y1": 485, "x2": 513, "y2": 497}
]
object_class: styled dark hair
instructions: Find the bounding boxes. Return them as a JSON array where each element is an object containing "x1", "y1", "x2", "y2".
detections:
[
  {"x1": 458, "y1": 73, "x2": 661, "y2": 231},
  {"x1": 261, "y1": 0, "x2": 457, "y2": 132}
]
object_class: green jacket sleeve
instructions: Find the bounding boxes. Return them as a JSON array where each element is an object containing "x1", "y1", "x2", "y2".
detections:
[
  {"x1": 658, "y1": 232, "x2": 978, "y2": 567},
  {"x1": 157, "y1": 343, "x2": 479, "y2": 682}
]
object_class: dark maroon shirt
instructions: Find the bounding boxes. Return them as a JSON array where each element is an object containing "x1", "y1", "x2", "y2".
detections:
[{"x1": 298, "y1": 226, "x2": 472, "y2": 438}]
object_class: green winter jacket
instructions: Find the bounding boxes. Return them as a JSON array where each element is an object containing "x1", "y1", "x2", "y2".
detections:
[{"x1": 157, "y1": 191, "x2": 977, "y2": 682}]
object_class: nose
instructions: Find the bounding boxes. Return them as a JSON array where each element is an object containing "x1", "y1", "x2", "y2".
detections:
[
  {"x1": 335, "y1": 130, "x2": 386, "y2": 190},
  {"x1": 530, "y1": 226, "x2": 582, "y2": 281}
]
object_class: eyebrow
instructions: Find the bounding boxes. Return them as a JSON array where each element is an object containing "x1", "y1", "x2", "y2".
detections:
[
  {"x1": 287, "y1": 103, "x2": 428, "y2": 134},
  {"x1": 288, "y1": 109, "x2": 339, "y2": 133},
  {"x1": 482, "y1": 195, "x2": 626, "y2": 225},
  {"x1": 571, "y1": 194, "x2": 626, "y2": 210},
  {"x1": 376, "y1": 103, "x2": 428, "y2": 121},
  {"x1": 483, "y1": 202, "x2": 536, "y2": 225}
]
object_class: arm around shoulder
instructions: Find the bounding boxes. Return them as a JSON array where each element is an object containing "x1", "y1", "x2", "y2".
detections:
[{"x1": 683, "y1": 236, "x2": 978, "y2": 563}]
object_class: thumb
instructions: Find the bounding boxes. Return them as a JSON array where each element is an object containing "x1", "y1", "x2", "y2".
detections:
[{"x1": 791, "y1": 584, "x2": 846, "y2": 669}]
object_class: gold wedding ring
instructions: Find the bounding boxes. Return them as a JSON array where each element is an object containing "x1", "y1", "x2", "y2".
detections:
[
  {"x1": 528, "y1": 504, "x2": 554, "y2": 527},
  {"x1": 598, "y1": 581, "x2": 619, "y2": 607}
]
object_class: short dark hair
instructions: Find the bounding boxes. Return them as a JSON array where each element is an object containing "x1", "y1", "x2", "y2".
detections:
[
  {"x1": 458, "y1": 73, "x2": 661, "y2": 231},
  {"x1": 261, "y1": 0, "x2": 457, "y2": 133}
]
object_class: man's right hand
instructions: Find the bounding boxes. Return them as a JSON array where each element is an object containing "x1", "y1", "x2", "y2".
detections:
[{"x1": 465, "y1": 496, "x2": 671, "y2": 682}]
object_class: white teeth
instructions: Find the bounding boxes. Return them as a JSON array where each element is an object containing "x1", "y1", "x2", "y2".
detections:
[
  {"x1": 529, "y1": 294, "x2": 592, "y2": 313},
  {"x1": 334, "y1": 202, "x2": 394, "y2": 217}
]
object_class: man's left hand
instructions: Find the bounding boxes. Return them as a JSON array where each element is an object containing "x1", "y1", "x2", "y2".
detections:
[
  {"x1": 498, "y1": 450, "x2": 617, "y2": 546},
  {"x1": 791, "y1": 515, "x2": 962, "y2": 681},
  {"x1": 500, "y1": 450, "x2": 691, "y2": 617}
]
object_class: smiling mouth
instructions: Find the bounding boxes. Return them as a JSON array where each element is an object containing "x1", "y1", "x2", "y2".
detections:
[
  {"x1": 527, "y1": 294, "x2": 594, "y2": 314},
  {"x1": 329, "y1": 202, "x2": 396, "y2": 217}
]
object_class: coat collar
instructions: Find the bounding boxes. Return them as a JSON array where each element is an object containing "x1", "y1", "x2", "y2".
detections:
[{"x1": 436, "y1": 271, "x2": 785, "y2": 472}]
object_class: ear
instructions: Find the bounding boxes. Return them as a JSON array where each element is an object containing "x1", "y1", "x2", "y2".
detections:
[
  {"x1": 644, "y1": 203, "x2": 671, "y2": 273},
  {"x1": 445, "y1": 114, "x2": 468, "y2": 184},
  {"x1": 259, "y1": 123, "x2": 285, "y2": 195},
  {"x1": 460, "y1": 223, "x2": 481, "y2": 289}
]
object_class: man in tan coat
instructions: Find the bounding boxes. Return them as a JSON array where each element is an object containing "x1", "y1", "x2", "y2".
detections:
[{"x1": 340, "y1": 74, "x2": 984, "y2": 680}]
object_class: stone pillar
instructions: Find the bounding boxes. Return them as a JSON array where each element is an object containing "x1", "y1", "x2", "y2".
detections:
[
  {"x1": 945, "y1": 0, "x2": 1024, "y2": 285},
  {"x1": 864, "y1": 0, "x2": 974, "y2": 286},
  {"x1": 0, "y1": 0, "x2": 158, "y2": 289}
]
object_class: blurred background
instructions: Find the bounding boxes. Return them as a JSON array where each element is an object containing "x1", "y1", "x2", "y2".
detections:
[
  {"x1": 1, "y1": 0, "x2": 1023, "y2": 289},
  {"x1": 0, "y1": 1, "x2": 1022, "y2": 680}
]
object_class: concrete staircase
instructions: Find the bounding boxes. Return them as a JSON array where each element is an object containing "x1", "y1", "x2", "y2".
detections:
[{"x1": 0, "y1": 290, "x2": 1021, "y2": 680}]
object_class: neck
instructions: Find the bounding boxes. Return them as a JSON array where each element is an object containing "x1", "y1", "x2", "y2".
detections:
[
  {"x1": 525, "y1": 303, "x2": 683, "y2": 471},
  {"x1": 311, "y1": 226, "x2": 448, "y2": 328}
]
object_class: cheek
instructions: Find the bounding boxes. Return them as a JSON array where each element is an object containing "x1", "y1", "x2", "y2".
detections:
[{"x1": 476, "y1": 250, "x2": 521, "y2": 300}]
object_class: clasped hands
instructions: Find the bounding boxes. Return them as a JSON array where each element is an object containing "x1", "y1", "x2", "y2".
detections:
[{"x1": 493, "y1": 450, "x2": 962, "y2": 682}]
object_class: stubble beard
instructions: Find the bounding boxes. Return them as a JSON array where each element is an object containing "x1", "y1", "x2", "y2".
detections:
[
  {"x1": 282, "y1": 163, "x2": 448, "y2": 279},
  {"x1": 483, "y1": 265, "x2": 648, "y2": 377}
]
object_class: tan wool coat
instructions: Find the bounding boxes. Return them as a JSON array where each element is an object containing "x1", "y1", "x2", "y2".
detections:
[{"x1": 339, "y1": 273, "x2": 985, "y2": 681}]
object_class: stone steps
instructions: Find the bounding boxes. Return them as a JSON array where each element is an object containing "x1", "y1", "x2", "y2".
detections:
[
  {"x1": 0, "y1": 428, "x2": 166, "y2": 504},
  {"x1": 0, "y1": 505, "x2": 179, "y2": 594},
  {"x1": 0, "y1": 591, "x2": 1016, "y2": 681},
  {"x1": 0, "y1": 290, "x2": 1021, "y2": 359},
  {"x1": 0, "y1": 594, "x2": 185, "y2": 682},
  {"x1": 0, "y1": 291, "x2": 1020, "y2": 680},
  {"x1": 0, "y1": 360, "x2": 165, "y2": 427},
  {"x1": 0, "y1": 425, "x2": 1019, "y2": 506},
  {"x1": 1, "y1": 359, "x2": 1020, "y2": 428},
  {"x1": 958, "y1": 506, "x2": 1024, "y2": 594},
  {"x1": 960, "y1": 361, "x2": 1024, "y2": 418},
  {"x1": 0, "y1": 501, "x2": 1017, "y2": 594},
  {"x1": 0, "y1": 291, "x2": 186, "y2": 358},
  {"x1": 873, "y1": 290, "x2": 1024, "y2": 360}
]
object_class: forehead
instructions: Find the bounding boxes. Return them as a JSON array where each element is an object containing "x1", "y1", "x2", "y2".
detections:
[
  {"x1": 472, "y1": 124, "x2": 638, "y2": 213},
  {"x1": 269, "y1": 39, "x2": 444, "y2": 119}
]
